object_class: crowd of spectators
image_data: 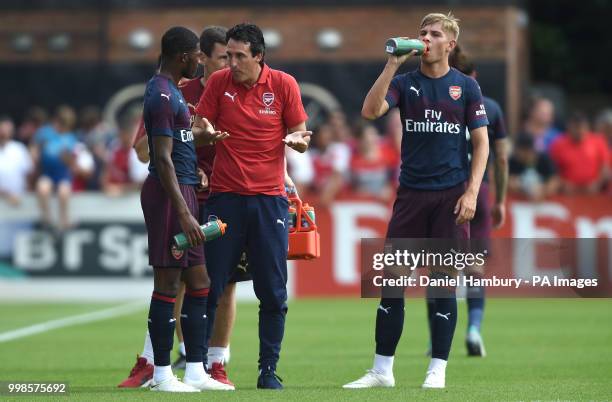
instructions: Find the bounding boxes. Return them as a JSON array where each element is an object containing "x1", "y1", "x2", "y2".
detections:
[
  {"x1": 0, "y1": 105, "x2": 146, "y2": 229},
  {"x1": 510, "y1": 97, "x2": 610, "y2": 200},
  {"x1": 0, "y1": 95, "x2": 610, "y2": 229},
  {"x1": 286, "y1": 109, "x2": 401, "y2": 205}
]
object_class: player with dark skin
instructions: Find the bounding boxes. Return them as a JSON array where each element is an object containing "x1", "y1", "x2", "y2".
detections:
[{"x1": 139, "y1": 26, "x2": 230, "y2": 392}]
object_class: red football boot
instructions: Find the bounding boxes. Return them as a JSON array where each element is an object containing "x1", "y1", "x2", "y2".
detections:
[
  {"x1": 118, "y1": 355, "x2": 154, "y2": 388},
  {"x1": 209, "y1": 362, "x2": 235, "y2": 388}
]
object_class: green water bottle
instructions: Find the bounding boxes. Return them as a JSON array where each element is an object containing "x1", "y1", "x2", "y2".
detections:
[
  {"x1": 301, "y1": 203, "x2": 316, "y2": 230},
  {"x1": 385, "y1": 37, "x2": 427, "y2": 56},
  {"x1": 173, "y1": 219, "x2": 227, "y2": 251}
]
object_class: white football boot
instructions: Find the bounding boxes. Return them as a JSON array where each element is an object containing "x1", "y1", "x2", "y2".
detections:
[
  {"x1": 183, "y1": 374, "x2": 235, "y2": 391},
  {"x1": 343, "y1": 369, "x2": 395, "y2": 389},
  {"x1": 422, "y1": 369, "x2": 446, "y2": 389},
  {"x1": 150, "y1": 376, "x2": 200, "y2": 392}
]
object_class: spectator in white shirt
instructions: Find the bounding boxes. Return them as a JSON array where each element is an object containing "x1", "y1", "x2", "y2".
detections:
[
  {"x1": 310, "y1": 123, "x2": 351, "y2": 205},
  {"x1": 0, "y1": 116, "x2": 33, "y2": 206}
]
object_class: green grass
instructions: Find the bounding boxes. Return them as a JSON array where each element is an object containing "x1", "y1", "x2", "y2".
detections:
[{"x1": 0, "y1": 298, "x2": 611, "y2": 401}]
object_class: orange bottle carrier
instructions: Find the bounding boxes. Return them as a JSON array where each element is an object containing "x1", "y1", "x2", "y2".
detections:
[{"x1": 287, "y1": 193, "x2": 320, "y2": 260}]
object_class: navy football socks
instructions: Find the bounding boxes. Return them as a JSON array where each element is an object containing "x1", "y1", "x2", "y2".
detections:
[
  {"x1": 430, "y1": 289, "x2": 457, "y2": 361},
  {"x1": 148, "y1": 292, "x2": 177, "y2": 366},
  {"x1": 180, "y1": 288, "x2": 209, "y2": 363},
  {"x1": 375, "y1": 298, "x2": 405, "y2": 356}
]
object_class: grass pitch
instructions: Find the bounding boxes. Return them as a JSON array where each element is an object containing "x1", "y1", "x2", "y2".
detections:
[{"x1": 1, "y1": 298, "x2": 611, "y2": 401}]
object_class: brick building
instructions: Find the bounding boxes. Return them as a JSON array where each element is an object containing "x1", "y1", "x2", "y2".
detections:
[{"x1": 0, "y1": 0, "x2": 527, "y2": 132}]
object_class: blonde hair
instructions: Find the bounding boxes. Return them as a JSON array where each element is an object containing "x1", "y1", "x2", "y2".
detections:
[{"x1": 420, "y1": 12, "x2": 460, "y2": 40}]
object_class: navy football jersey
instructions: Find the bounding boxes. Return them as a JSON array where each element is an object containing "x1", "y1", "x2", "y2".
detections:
[
  {"x1": 385, "y1": 67, "x2": 489, "y2": 190},
  {"x1": 143, "y1": 74, "x2": 198, "y2": 185},
  {"x1": 467, "y1": 96, "x2": 507, "y2": 182}
]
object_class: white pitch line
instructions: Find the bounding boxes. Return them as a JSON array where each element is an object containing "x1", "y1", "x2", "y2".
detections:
[{"x1": 0, "y1": 301, "x2": 146, "y2": 343}]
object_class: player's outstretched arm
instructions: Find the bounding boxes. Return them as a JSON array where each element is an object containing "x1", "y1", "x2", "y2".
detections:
[
  {"x1": 192, "y1": 115, "x2": 229, "y2": 146},
  {"x1": 362, "y1": 51, "x2": 416, "y2": 120},
  {"x1": 455, "y1": 126, "x2": 489, "y2": 225},
  {"x1": 152, "y1": 136, "x2": 204, "y2": 247}
]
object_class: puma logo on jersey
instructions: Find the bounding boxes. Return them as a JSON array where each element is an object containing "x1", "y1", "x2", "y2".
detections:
[
  {"x1": 160, "y1": 93, "x2": 170, "y2": 101},
  {"x1": 224, "y1": 92, "x2": 237, "y2": 102},
  {"x1": 410, "y1": 86, "x2": 421, "y2": 96}
]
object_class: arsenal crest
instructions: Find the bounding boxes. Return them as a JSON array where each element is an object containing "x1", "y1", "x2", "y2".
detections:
[
  {"x1": 449, "y1": 86, "x2": 462, "y2": 100},
  {"x1": 262, "y1": 92, "x2": 274, "y2": 107},
  {"x1": 171, "y1": 245, "x2": 184, "y2": 260}
]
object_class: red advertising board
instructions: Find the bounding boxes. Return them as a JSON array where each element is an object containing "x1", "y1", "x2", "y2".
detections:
[{"x1": 292, "y1": 193, "x2": 612, "y2": 297}]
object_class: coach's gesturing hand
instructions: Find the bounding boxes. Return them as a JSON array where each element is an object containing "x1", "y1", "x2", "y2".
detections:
[
  {"x1": 193, "y1": 116, "x2": 230, "y2": 146},
  {"x1": 283, "y1": 131, "x2": 312, "y2": 153},
  {"x1": 454, "y1": 190, "x2": 477, "y2": 225}
]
